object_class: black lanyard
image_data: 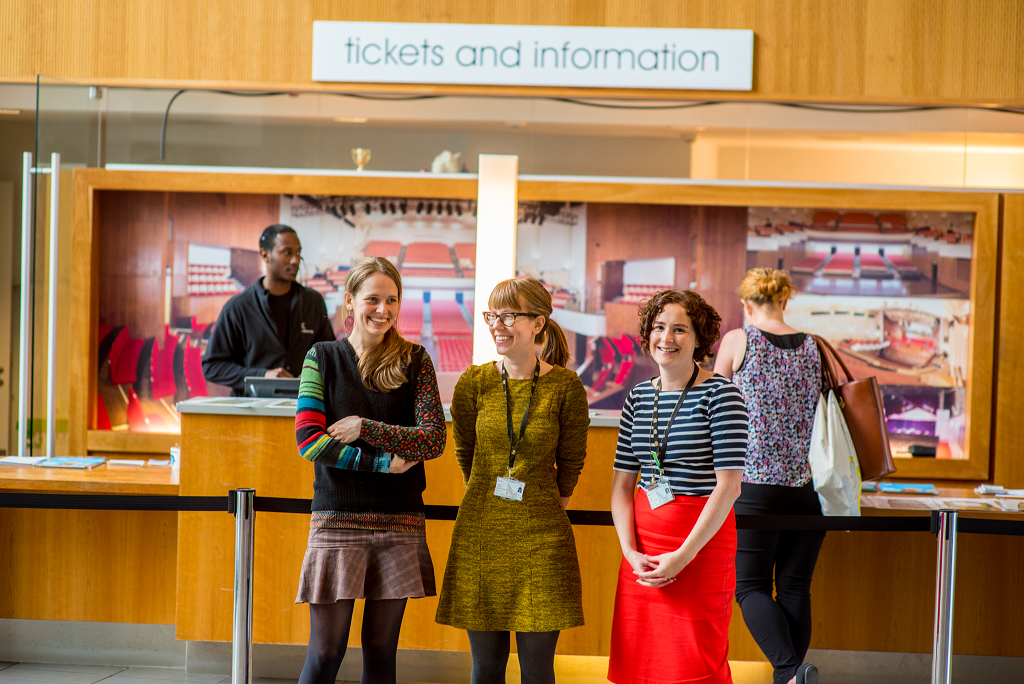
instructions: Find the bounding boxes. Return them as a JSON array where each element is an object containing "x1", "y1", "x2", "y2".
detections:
[
  {"x1": 501, "y1": 359, "x2": 541, "y2": 474},
  {"x1": 649, "y1": 364, "x2": 700, "y2": 475}
]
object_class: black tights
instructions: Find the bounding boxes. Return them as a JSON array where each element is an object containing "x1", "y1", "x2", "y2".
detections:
[
  {"x1": 734, "y1": 483, "x2": 826, "y2": 684},
  {"x1": 467, "y1": 630, "x2": 560, "y2": 684},
  {"x1": 297, "y1": 598, "x2": 408, "y2": 684}
]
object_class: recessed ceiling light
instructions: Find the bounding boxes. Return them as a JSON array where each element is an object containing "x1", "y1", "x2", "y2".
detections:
[
  {"x1": 0, "y1": 109, "x2": 20, "y2": 115},
  {"x1": 333, "y1": 116, "x2": 368, "y2": 123}
]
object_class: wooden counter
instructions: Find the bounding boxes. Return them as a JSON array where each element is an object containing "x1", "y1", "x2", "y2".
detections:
[
  {"x1": 2, "y1": 419, "x2": 1023, "y2": 659},
  {"x1": 0, "y1": 460, "x2": 178, "y2": 624},
  {"x1": 0, "y1": 461, "x2": 179, "y2": 495},
  {"x1": 174, "y1": 409, "x2": 1024, "y2": 658}
]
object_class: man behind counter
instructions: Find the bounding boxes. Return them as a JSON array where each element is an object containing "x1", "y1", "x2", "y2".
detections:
[{"x1": 202, "y1": 224, "x2": 336, "y2": 395}]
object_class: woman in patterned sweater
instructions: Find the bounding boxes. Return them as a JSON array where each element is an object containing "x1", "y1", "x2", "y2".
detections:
[
  {"x1": 294, "y1": 257, "x2": 446, "y2": 684},
  {"x1": 715, "y1": 268, "x2": 823, "y2": 684}
]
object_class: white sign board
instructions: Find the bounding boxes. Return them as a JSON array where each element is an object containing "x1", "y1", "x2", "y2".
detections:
[{"x1": 312, "y1": 22, "x2": 753, "y2": 91}]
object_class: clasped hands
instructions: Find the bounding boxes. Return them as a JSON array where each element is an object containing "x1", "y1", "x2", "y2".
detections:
[
  {"x1": 624, "y1": 547, "x2": 693, "y2": 588},
  {"x1": 325, "y1": 416, "x2": 415, "y2": 474}
]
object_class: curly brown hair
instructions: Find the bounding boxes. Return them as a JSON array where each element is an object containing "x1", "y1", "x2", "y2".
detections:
[{"x1": 637, "y1": 289, "x2": 722, "y2": 362}]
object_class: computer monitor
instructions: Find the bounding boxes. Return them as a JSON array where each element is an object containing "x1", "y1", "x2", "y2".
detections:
[{"x1": 243, "y1": 376, "x2": 301, "y2": 399}]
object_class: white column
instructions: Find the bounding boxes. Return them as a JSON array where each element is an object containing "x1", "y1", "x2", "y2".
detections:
[
  {"x1": 472, "y1": 155, "x2": 519, "y2": 366},
  {"x1": 46, "y1": 153, "x2": 60, "y2": 457},
  {"x1": 18, "y1": 153, "x2": 33, "y2": 455}
]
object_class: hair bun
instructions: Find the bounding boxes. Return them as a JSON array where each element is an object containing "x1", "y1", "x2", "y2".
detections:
[{"x1": 739, "y1": 267, "x2": 795, "y2": 304}]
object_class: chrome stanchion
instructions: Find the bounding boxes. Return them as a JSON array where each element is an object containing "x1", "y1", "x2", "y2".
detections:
[
  {"x1": 232, "y1": 489, "x2": 256, "y2": 684},
  {"x1": 931, "y1": 509, "x2": 957, "y2": 684}
]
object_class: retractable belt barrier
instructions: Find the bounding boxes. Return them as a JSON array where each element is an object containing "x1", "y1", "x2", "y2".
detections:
[{"x1": 2, "y1": 491, "x2": 1020, "y2": 684}]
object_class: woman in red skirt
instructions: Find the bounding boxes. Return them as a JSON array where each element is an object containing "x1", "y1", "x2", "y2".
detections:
[{"x1": 609, "y1": 290, "x2": 749, "y2": 684}]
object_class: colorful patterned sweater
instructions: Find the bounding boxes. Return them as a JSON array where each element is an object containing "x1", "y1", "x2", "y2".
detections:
[{"x1": 295, "y1": 343, "x2": 446, "y2": 531}]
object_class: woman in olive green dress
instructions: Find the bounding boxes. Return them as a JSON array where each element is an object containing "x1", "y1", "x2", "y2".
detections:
[{"x1": 435, "y1": 276, "x2": 590, "y2": 684}]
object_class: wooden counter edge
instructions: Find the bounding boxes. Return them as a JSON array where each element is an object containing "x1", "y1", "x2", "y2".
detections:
[{"x1": 0, "y1": 466, "x2": 180, "y2": 495}]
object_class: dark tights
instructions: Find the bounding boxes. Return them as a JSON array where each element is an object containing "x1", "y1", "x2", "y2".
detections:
[
  {"x1": 734, "y1": 482, "x2": 826, "y2": 684},
  {"x1": 298, "y1": 598, "x2": 408, "y2": 684},
  {"x1": 467, "y1": 630, "x2": 560, "y2": 684}
]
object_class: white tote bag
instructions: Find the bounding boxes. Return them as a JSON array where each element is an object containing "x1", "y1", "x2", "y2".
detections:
[{"x1": 808, "y1": 391, "x2": 862, "y2": 516}]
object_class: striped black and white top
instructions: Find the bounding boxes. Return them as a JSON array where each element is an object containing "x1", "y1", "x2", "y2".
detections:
[{"x1": 614, "y1": 374, "x2": 749, "y2": 497}]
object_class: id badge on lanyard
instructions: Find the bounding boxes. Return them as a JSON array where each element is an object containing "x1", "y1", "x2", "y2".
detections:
[
  {"x1": 494, "y1": 474, "x2": 525, "y2": 501},
  {"x1": 640, "y1": 365, "x2": 699, "y2": 510},
  {"x1": 495, "y1": 360, "x2": 539, "y2": 502},
  {"x1": 641, "y1": 477, "x2": 675, "y2": 509}
]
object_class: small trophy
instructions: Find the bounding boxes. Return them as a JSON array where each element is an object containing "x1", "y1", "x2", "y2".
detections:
[{"x1": 351, "y1": 148, "x2": 371, "y2": 172}]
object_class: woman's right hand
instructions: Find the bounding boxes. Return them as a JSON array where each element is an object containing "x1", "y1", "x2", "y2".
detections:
[
  {"x1": 623, "y1": 548, "x2": 655, "y2": 574},
  {"x1": 624, "y1": 548, "x2": 674, "y2": 588},
  {"x1": 389, "y1": 456, "x2": 416, "y2": 474}
]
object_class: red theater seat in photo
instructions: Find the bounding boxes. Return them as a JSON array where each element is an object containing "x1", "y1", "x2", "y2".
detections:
[
  {"x1": 436, "y1": 336, "x2": 473, "y2": 372},
  {"x1": 401, "y1": 268, "x2": 456, "y2": 278},
  {"x1": 184, "y1": 341, "x2": 209, "y2": 397},
  {"x1": 151, "y1": 328, "x2": 179, "y2": 399},
  {"x1": 404, "y1": 242, "x2": 454, "y2": 266},
  {"x1": 792, "y1": 253, "x2": 829, "y2": 274},
  {"x1": 96, "y1": 395, "x2": 112, "y2": 431},
  {"x1": 838, "y1": 213, "x2": 879, "y2": 232},
  {"x1": 812, "y1": 212, "x2": 840, "y2": 230},
  {"x1": 397, "y1": 299, "x2": 424, "y2": 339},
  {"x1": 365, "y1": 241, "x2": 402, "y2": 259},
  {"x1": 454, "y1": 243, "x2": 476, "y2": 268},
  {"x1": 111, "y1": 337, "x2": 145, "y2": 385},
  {"x1": 612, "y1": 334, "x2": 638, "y2": 385},
  {"x1": 126, "y1": 388, "x2": 150, "y2": 432}
]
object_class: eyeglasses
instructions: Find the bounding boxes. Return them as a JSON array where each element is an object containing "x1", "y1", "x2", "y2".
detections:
[{"x1": 482, "y1": 311, "x2": 534, "y2": 326}]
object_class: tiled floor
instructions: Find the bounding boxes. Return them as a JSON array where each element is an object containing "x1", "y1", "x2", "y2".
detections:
[
  {"x1": 0, "y1": 665, "x2": 227, "y2": 684},
  {"x1": 0, "y1": 661, "x2": 776, "y2": 684}
]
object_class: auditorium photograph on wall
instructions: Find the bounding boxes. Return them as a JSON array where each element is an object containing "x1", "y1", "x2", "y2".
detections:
[{"x1": 87, "y1": 186, "x2": 979, "y2": 468}]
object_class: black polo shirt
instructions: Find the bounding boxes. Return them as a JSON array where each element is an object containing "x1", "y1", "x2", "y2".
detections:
[{"x1": 202, "y1": 278, "x2": 336, "y2": 395}]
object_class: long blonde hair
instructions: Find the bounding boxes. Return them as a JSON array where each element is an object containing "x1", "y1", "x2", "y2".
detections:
[
  {"x1": 345, "y1": 257, "x2": 414, "y2": 392},
  {"x1": 739, "y1": 267, "x2": 796, "y2": 306},
  {"x1": 488, "y1": 277, "x2": 571, "y2": 367}
]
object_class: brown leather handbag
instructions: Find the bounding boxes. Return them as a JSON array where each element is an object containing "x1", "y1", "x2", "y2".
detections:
[{"x1": 811, "y1": 335, "x2": 897, "y2": 481}]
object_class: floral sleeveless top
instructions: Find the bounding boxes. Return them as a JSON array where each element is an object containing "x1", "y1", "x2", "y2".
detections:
[{"x1": 733, "y1": 326, "x2": 822, "y2": 486}]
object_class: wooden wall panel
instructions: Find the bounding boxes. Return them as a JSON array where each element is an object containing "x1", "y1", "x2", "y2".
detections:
[
  {"x1": 97, "y1": 190, "x2": 280, "y2": 339},
  {"x1": 585, "y1": 202, "x2": 694, "y2": 316},
  {"x1": 167, "y1": 191, "x2": 279, "y2": 327},
  {"x1": 585, "y1": 203, "x2": 748, "y2": 339},
  {"x1": 2, "y1": 1, "x2": 1023, "y2": 106},
  {"x1": 994, "y1": 195, "x2": 1024, "y2": 488},
  {"x1": 0, "y1": 509, "x2": 177, "y2": 624},
  {"x1": 694, "y1": 205, "x2": 749, "y2": 335},
  {"x1": 98, "y1": 191, "x2": 168, "y2": 338}
]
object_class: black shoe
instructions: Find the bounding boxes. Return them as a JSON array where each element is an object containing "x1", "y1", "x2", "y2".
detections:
[{"x1": 795, "y1": 663, "x2": 818, "y2": 684}]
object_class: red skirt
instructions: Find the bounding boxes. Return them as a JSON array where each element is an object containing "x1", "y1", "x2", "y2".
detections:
[{"x1": 607, "y1": 490, "x2": 737, "y2": 684}]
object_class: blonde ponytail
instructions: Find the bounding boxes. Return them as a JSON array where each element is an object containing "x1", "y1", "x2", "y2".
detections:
[{"x1": 538, "y1": 318, "x2": 570, "y2": 367}]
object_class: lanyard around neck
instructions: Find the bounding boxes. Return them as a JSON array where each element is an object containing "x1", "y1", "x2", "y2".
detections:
[
  {"x1": 501, "y1": 359, "x2": 541, "y2": 473},
  {"x1": 650, "y1": 364, "x2": 700, "y2": 474}
]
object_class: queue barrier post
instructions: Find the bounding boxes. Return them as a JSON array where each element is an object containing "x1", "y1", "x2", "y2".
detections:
[
  {"x1": 931, "y1": 509, "x2": 957, "y2": 684},
  {"x1": 232, "y1": 489, "x2": 256, "y2": 684}
]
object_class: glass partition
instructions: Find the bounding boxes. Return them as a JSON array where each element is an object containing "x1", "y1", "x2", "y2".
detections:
[{"x1": 22, "y1": 77, "x2": 101, "y2": 455}]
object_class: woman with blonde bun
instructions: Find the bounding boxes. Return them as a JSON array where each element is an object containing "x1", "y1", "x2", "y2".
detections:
[
  {"x1": 714, "y1": 268, "x2": 823, "y2": 684},
  {"x1": 436, "y1": 276, "x2": 589, "y2": 684}
]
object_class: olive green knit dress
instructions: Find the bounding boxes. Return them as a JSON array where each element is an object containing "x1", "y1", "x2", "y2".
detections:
[{"x1": 435, "y1": 362, "x2": 590, "y2": 632}]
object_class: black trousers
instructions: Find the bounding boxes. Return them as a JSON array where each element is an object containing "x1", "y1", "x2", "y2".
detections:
[{"x1": 734, "y1": 482, "x2": 826, "y2": 684}]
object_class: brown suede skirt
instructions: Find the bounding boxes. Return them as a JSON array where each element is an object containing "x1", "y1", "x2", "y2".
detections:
[{"x1": 295, "y1": 527, "x2": 436, "y2": 603}]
